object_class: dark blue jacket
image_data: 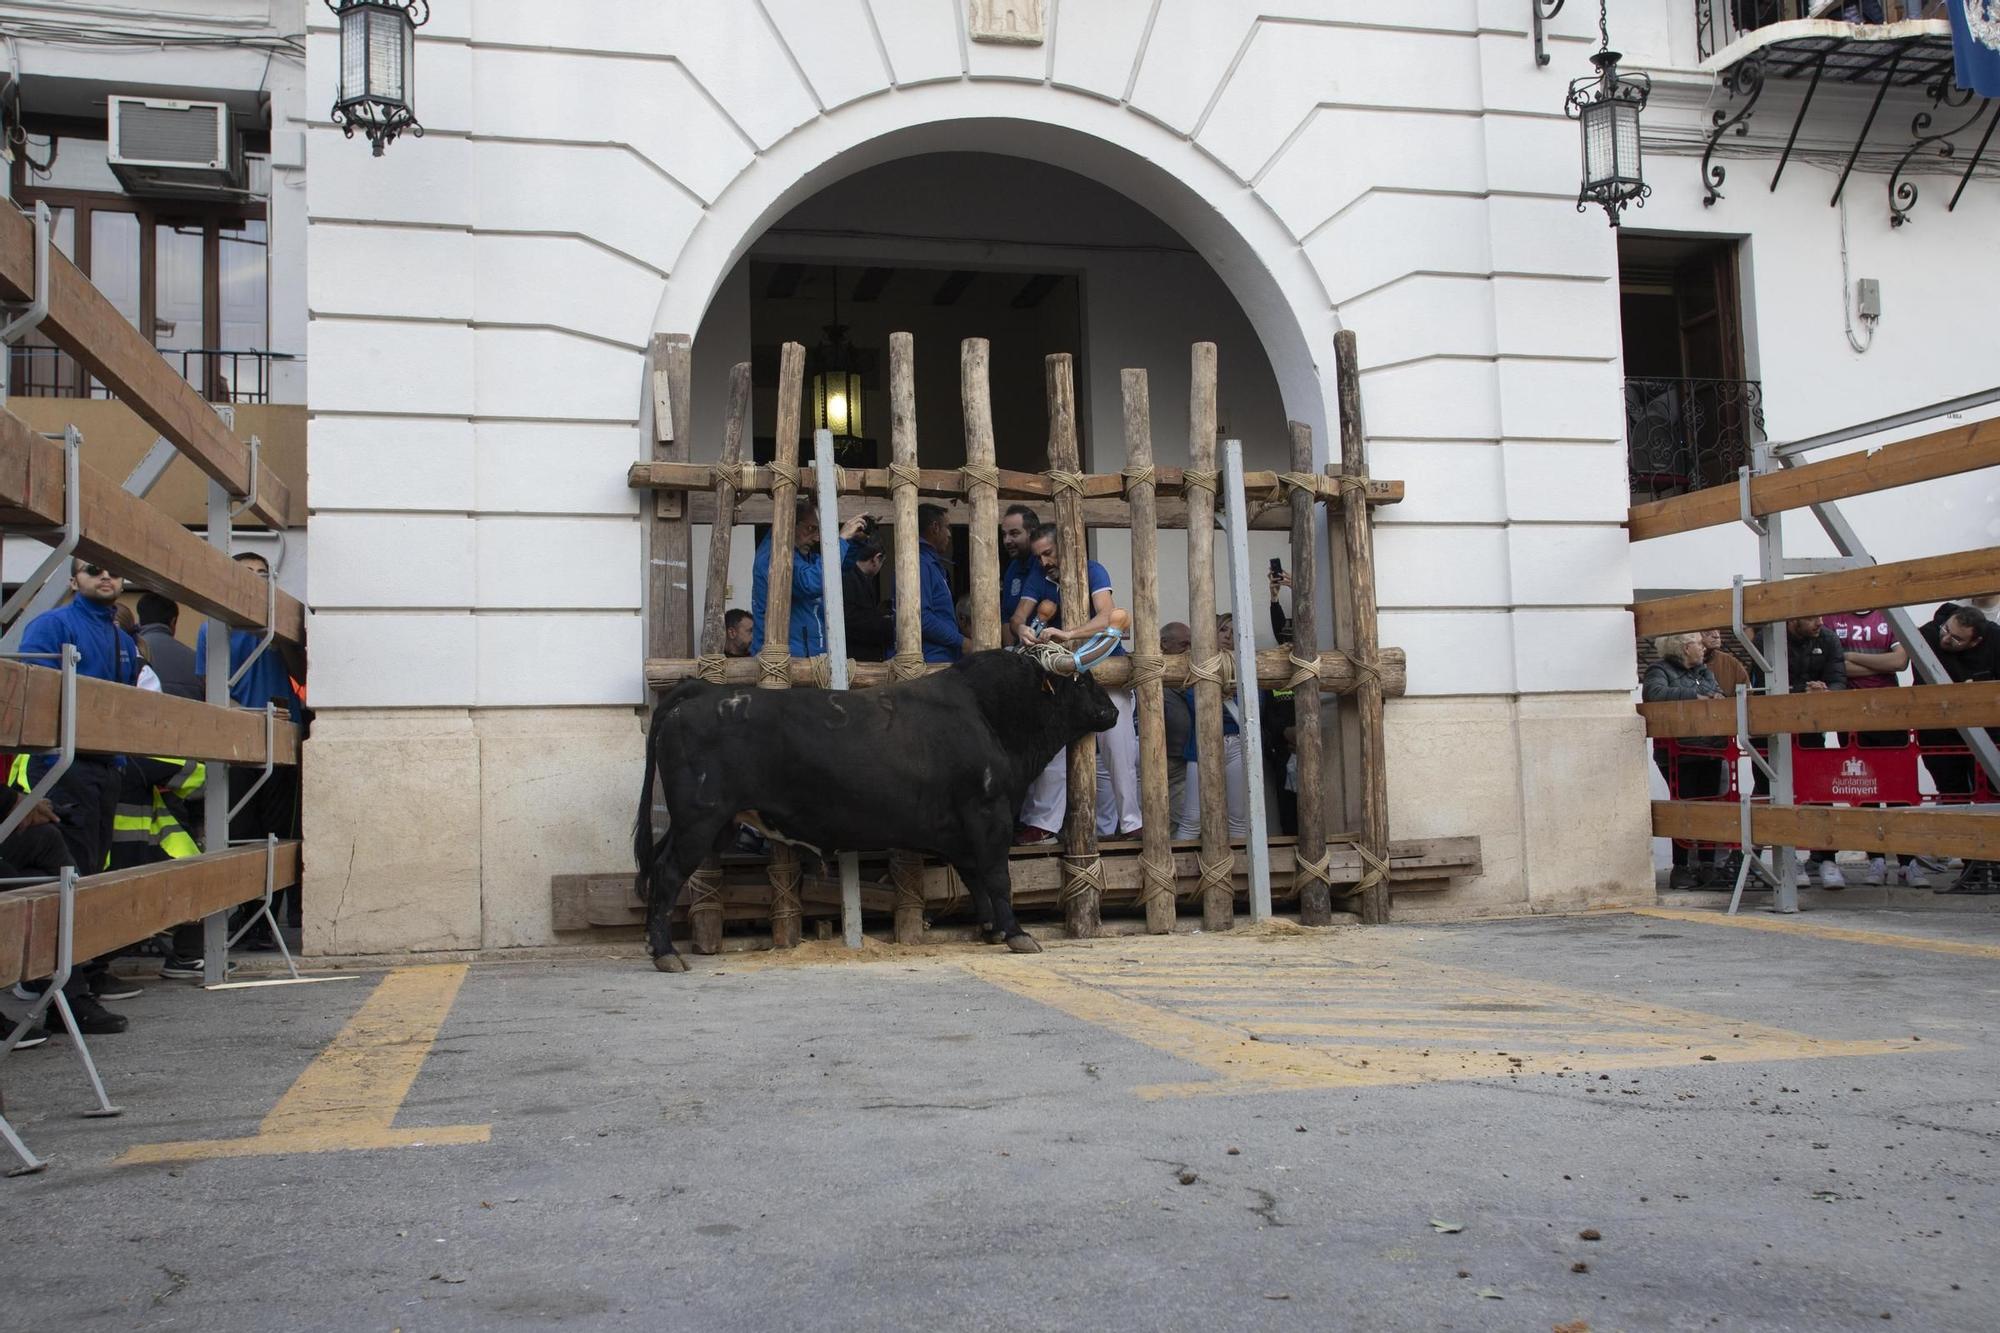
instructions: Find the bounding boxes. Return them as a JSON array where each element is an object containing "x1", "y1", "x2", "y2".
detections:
[
  {"x1": 21, "y1": 597, "x2": 139, "y2": 686},
  {"x1": 752, "y1": 534, "x2": 850, "y2": 658},
  {"x1": 196, "y1": 623, "x2": 303, "y2": 723},
  {"x1": 915, "y1": 544, "x2": 963, "y2": 663}
]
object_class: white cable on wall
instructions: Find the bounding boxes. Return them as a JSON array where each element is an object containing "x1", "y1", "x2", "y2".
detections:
[{"x1": 1838, "y1": 196, "x2": 1876, "y2": 356}]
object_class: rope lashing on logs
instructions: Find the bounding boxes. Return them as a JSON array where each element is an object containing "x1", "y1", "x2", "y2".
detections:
[
  {"x1": 1287, "y1": 653, "x2": 1320, "y2": 690},
  {"x1": 890, "y1": 855, "x2": 925, "y2": 915},
  {"x1": 711, "y1": 461, "x2": 750, "y2": 493},
  {"x1": 1127, "y1": 653, "x2": 1168, "y2": 688},
  {"x1": 1292, "y1": 851, "x2": 1335, "y2": 891},
  {"x1": 1045, "y1": 467, "x2": 1088, "y2": 499},
  {"x1": 695, "y1": 654, "x2": 728, "y2": 684},
  {"x1": 1276, "y1": 470, "x2": 1320, "y2": 498},
  {"x1": 1189, "y1": 653, "x2": 1234, "y2": 688},
  {"x1": 891, "y1": 652, "x2": 926, "y2": 682},
  {"x1": 1120, "y1": 464, "x2": 1156, "y2": 496},
  {"x1": 1181, "y1": 468, "x2": 1219, "y2": 502},
  {"x1": 888, "y1": 461, "x2": 922, "y2": 494},
  {"x1": 1196, "y1": 851, "x2": 1235, "y2": 902},
  {"x1": 1349, "y1": 841, "x2": 1393, "y2": 898},
  {"x1": 757, "y1": 651, "x2": 792, "y2": 687},
  {"x1": 940, "y1": 865, "x2": 970, "y2": 917},
  {"x1": 1060, "y1": 853, "x2": 1106, "y2": 907},
  {"x1": 767, "y1": 855, "x2": 804, "y2": 926},
  {"x1": 958, "y1": 461, "x2": 1000, "y2": 492},
  {"x1": 686, "y1": 862, "x2": 724, "y2": 909},
  {"x1": 767, "y1": 459, "x2": 801, "y2": 493},
  {"x1": 802, "y1": 655, "x2": 833, "y2": 690},
  {"x1": 1137, "y1": 856, "x2": 1176, "y2": 914},
  {"x1": 1350, "y1": 656, "x2": 1387, "y2": 690}
]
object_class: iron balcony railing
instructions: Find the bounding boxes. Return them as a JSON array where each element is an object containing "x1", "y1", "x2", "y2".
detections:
[
  {"x1": 1696, "y1": 1, "x2": 1948, "y2": 61},
  {"x1": 6, "y1": 345, "x2": 299, "y2": 406},
  {"x1": 1625, "y1": 376, "x2": 1766, "y2": 503}
]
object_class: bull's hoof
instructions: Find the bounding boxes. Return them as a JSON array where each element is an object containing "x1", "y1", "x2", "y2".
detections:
[
  {"x1": 652, "y1": 952, "x2": 690, "y2": 973},
  {"x1": 1004, "y1": 933, "x2": 1043, "y2": 954}
]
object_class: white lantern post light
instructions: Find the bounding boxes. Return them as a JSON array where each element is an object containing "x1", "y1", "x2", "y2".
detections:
[{"x1": 327, "y1": 0, "x2": 427, "y2": 156}]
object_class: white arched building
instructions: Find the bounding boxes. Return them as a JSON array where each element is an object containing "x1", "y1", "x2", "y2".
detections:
[{"x1": 297, "y1": 0, "x2": 1999, "y2": 954}]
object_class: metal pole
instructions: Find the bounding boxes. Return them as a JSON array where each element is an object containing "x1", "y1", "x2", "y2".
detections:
[
  {"x1": 1221, "y1": 440, "x2": 1272, "y2": 921},
  {"x1": 811, "y1": 430, "x2": 863, "y2": 948},
  {"x1": 1753, "y1": 443, "x2": 1798, "y2": 914},
  {"x1": 1772, "y1": 384, "x2": 2000, "y2": 458},
  {"x1": 203, "y1": 480, "x2": 233, "y2": 983}
]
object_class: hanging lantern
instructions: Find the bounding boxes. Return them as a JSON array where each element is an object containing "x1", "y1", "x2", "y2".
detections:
[
  {"x1": 326, "y1": 0, "x2": 428, "y2": 156},
  {"x1": 1564, "y1": 3, "x2": 1650, "y2": 227},
  {"x1": 810, "y1": 267, "x2": 866, "y2": 443}
]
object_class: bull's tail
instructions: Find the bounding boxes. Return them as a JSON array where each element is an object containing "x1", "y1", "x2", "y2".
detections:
[{"x1": 634, "y1": 681, "x2": 705, "y2": 904}]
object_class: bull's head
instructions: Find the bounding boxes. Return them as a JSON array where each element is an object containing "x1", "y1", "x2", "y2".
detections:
[{"x1": 1045, "y1": 662, "x2": 1120, "y2": 739}]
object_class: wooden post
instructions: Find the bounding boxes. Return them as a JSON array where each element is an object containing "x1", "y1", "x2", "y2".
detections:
[
  {"x1": 689, "y1": 361, "x2": 751, "y2": 955},
  {"x1": 962, "y1": 338, "x2": 1002, "y2": 650},
  {"x1": 1186, "y1": 342, "x2": 1233, "y2": 932},
  {"x1": 1047, "y1": 353, "x2": 1100, "y2": 939},
  {"x1": 889, "y1": 333, "x2": 926, "y2": 945},
  {"x1": 1287, "y1": 421, "x2": 1332, "y2": 926},
  {"x1": 649, "y1": 335, "x2": 695, "y2": 665},
  {"x1": 1123, "y1": 369, "x2": 1175, "y2": 934},
  {"x1": 1335, "y1": 330, "x2": 1390, "y2": 926},
  {"x1": 763, "y1": 341, "x2": 807, "y2": 949}
]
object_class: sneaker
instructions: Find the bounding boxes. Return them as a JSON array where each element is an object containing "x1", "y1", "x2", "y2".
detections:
[
  {"x1": 1668, "y1": 866, "x2": 1701, "y2": 891},
  {"x1": 1, "y1": 1016, "x2": 49, "y2": 1050},
  {"x1": 159, "y1": 957, "x2": 239, "y2": 981},
  {"x1": 47, "y1": 994, "x2": 128, "y2": 1036},
  {"x1": 1817, "y1": 861, "x2": 1847, "y2": 889},
  {"x1": 1012, "y1": 825, "x2": 1058, "y2": 847},
  {"x1": 1863, "y1": 856, "x2": 1887, "y2": 887},
  {"x1": 89, "y1": 973, "x2": 144, "y2": 1001},
  {"x1": 1901, "y1": 862, "x2": 1930, "y2": 889}
]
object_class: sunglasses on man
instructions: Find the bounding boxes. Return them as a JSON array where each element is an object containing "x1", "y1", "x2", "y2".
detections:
[{"x1": 78, "y1": 564, "x2": 120, "y2": 579}]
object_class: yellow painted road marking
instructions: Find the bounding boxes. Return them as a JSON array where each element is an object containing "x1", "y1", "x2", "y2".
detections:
[
  {"x1": 119, "y1": 965, "x2": 490, "y2": 1164},
  {"x1": 1636, "y1": 907, "x2": 2000, "y2": 960},
  {"x1": 964, "y1": 944, "x2": 1939, "y2": 1101}
]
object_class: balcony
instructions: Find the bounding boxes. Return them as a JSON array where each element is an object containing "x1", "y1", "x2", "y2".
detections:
[
  {"x1": 7, "y1": 345, "x2": 298, "y2": 407},
  {"x1": 1625, "y1": 376, "x2": 1766, "y2": 503},
  {"x1": 1698, "y1": 0, "x2": 1952, "y2": 61}
]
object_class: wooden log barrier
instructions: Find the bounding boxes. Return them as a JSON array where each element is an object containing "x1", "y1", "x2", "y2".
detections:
[
  {"x1": 1122, "y1": 369, "x2": 1176, "y2": 934},
  {"x1": 1047, "y1": 352, "x2": 1102, "y2": 938},
  {"x1": 645, "y1": 646, "x2": 1407, "y2": 694},
  {"x1": 962, "y1": 339, "x2": 1003, "y2": 650},
  {"x1": 890, "y1": 333, "x2": 927, "y2": 944},
  {"x1": 686, "y1": 361, "x2": 752, "y2": 955},
  {"x1": 1186, "y1": 342, "x2": 1234, "y2": 933},
  {"x1": 763, "y1": 341, "x2": 808, "y2": 950},
  {"x1": 1287, "y1": 420, "x2": 1333, "y2": 926},
  {"x1": 1335, "y1": 330, "x2": 1391, "y2": 926}
]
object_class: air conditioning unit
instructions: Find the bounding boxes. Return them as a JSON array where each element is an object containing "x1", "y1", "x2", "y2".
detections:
[{"x1": 107, "y1": 96, "x2": 244, "y2": 197}]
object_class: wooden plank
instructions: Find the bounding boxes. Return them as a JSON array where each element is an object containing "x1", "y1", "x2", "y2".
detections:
[
  {"x1": 684, "y1": 489, "x2": 1394, "y2": 532},
  {"x1": 1629, "y1": 416, "x2": 2000, "y2": 542},
  {"x1": 890, "y1": 333, "x2": 925, "y2": 945},
  {"x1": 1634, "y1": 546, "x2": 2000, "y2": 637},
  {"x1": 648, "y1": 334, "x2": 695, "y2": 666},
  {"x1": 962, "y1": 338, "x2": 1002, "y2": 651},
  {"x1": 1641, "y1": 680, "x2": 2000, "y2": 738},
  {"x1": 1186, "y1": 342, "x2": 1233, "y2": 934},
  {"x1": 0, "y1": 410, "x2": 305, "y2": 641},
  {"x1": 1336, "y1": 330, "x2": 1390, "y2": 926},
  {"x1": 1122, "y1": 369, "x2": 1175, "y2": 935},
  {"x1": 1046, "y1": 352, "x2": 1101, "y2": 939},
  {"x1": 0, "y1": 205, "x2": 294, "y2": 528},
  {"x1": 1653, "y1": 801, "x2": 2000, "y2": 862},
  {"x1": 1287, "y1": 420, "x2": 1331, "y2": 927},
  {"x1": 631, "y1": 458, "x2": 1402, "y2": 507},
  {"x1": 645, "y1": 646, "x2": 1407, "y2": 695},
  {"x1": 0, "y1": 658, "x2": 299, "y2": 764},
  {"x1": 2, "y1": 843, "x2": 300, "y2": 988}
]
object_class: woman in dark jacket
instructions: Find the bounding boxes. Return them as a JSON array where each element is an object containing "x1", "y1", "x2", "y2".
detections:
[{"x1": 1645, "y1": 631, "x2": 1726, "y2": 889}]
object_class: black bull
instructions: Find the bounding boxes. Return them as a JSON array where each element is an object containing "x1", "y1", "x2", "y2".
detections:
[{"x1": 634, "y1": 649, "x2": 1120, "y2": 971}]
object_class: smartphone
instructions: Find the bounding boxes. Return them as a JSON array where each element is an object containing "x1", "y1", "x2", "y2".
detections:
[{"x1": 1269, "y1": 557, "x2": 1284, "y2": 576}]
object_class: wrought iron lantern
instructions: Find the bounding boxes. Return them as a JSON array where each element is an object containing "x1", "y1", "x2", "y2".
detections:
[
  {"x1": 326, "y1": 0, "x2": 427, "y2": 156},
  {"x1": 810, "y1": 269, "x2": 865, "y2": 444},
  {"x1": 1564, "y1": 3, "x2": 1650, "y2": 226}
]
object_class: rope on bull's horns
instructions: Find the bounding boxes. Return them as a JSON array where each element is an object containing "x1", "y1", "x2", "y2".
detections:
[
  {"x1": 694, "y1": 654, "x2": 728, "y2": 685},
  {"x1": 1120, "y1": 464, "x2": 1155, "y2": 497},
  {"x1": 1189, "y1": 653, "x2": 1233, "y2": 688},
  {"x1": 1137, "y1": 855, "x2": 1176, "y2": 914},
  {"x1": 1287, "y1": 653, "x2": 1320, "y2": 690},
  {"x1": 757, "y1": 650, "x2": 792, "y2": 687},
  {"x1": 958, "y1": 461, "x2": 1000, "y2": 492},
  {"x1": 1292, "y1": 851, "x2": 1335, "y2": 891},
  {"x1": 1127, "y1": 653, "x2": 1167, "y2": 689},
  {"x1": 891, "y1": 652, "x2": 926, "y2": 682},
  {"x1": 1045, "y1": 467, "x2": 1088, "y2": 499},
  {"x1": 1349, "y1": 841, "x2": 1393, "y2": 898},
  {"x1": 686, "y1": 861, "x2": 724, "y2": 909},
  {"x1": 767, "y1": 853, "x2": 803, "y2": 928},
  {"x1": 1060, "y1": 853, "x2": 1105, "y2": 908},
  {"x1": 1181, "y1": 468, "x2": 1219, "y2": 502},
  {"x1": 1196, "y1": 851, "x2": 1235, "y2": 901}
]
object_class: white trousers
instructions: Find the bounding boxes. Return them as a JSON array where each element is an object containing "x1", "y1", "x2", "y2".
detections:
[
  {"x1": 1017, "y1": 686, "x2": 1141, "y2": 838},
  {"x1": 1173, "y1": 732, "x2": 1248, "y2": 841}
]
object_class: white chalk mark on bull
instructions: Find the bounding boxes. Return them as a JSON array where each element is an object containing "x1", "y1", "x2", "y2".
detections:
[{"x1": 719, "y1": 694, "x2": 749, "y2": 720}]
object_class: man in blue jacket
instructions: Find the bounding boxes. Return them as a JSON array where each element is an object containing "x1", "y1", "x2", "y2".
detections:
[
  {"x1": 909, "y1": 504, "x2": 964, "y2": 664},
  {"x1": 13, "y1": 559, "x2": 144, "y2": 1035},
  {"x1": 751, "y1": 498, "x2": 868, "y2": 657}
]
